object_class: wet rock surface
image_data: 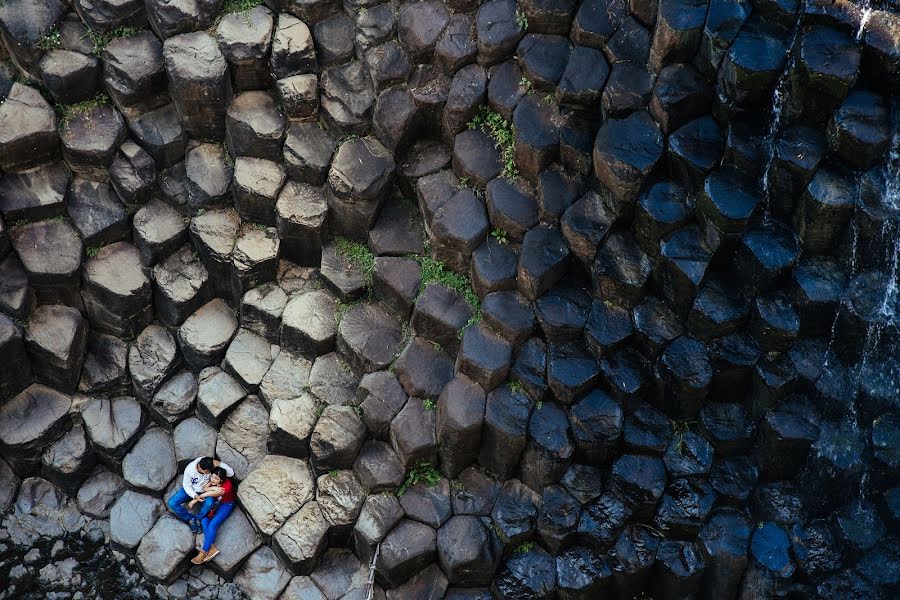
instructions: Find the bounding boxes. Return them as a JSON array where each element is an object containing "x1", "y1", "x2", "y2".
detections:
[{"x1": 1, "y1": 0, "x2": 899, "y2": 597}]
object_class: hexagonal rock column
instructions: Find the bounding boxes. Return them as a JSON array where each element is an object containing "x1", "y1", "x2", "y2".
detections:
[
  {"x1": 270, "y1": 14, "x2": 317, "y2": 80},
  {"x1": 9, "y1": 218, "x2": 83, "y2": 306},
  {"x1": 101, "y1": 31, "x2": 167, "y2": 117},
  {"x1": 234, "y1": 546, "x2": 293, "y2": 600},
  {"x1": 436, "y1": 375, "x2": 485, "y2": 478},
  {"x1": 65, "y1": 179, "x2": 128, "y2": 250},
  {"x1": 122, "y1": 428, "x2": 177, "y2": 495},
  {"x1": 437, "y1": 515, "x2": 498, "y2": 586},
  {"x1": 0, "y1": 315, "x2": 33, "y2": 401},
  {"x1": 0, "y1": 254, "x2": 37, "y2": 324},
  {"x1": 109, "y1": 490, "x2": 165, "y2": 553},
  {"x1": 233, "y1": 157, "x2": 287, "y2": 226},
  {"x1": 152, "y1": 245, "x2": 212, "y2": 328},
  {"x1": 78, "y1": 474, "x2": 124, "y2": 519},
  {"x1": 163, "y1": 32, "x2": 232, "y2": 140},
  {"x1": 189, "y1": 208, "x2": 241, "y2": 300},
  {"x1": 283, "y1": 122, "x2": 337, "y2": 185},
  {"x1": 226, "y1": 91, "x2": 287, "y2": 161},
  {"x1": 38, "y1": 48, "x2": 101, "y2": 106},
  {"x1": 128, "y1": 324, "x2": 180, "y2": 403},
  {"x1": 59, "y1": 104, "x2": 127, "y2": 180},
  {"x1": 0, "y1": 83, "x2": 59, "y2": 171},
  {"x1": 277, "y1": 74, "x2": 319, "y2": 121},
  {"x1": 376, "y1": 519, "x2": 437, "y2": 588},
  {"x1": 222, "y1": 328, "x2": 278, "y2": 391},
  {"x1": 594, "y1": 110, "x2": 664, "y2": 205},
  {"x1": 196, "y1": 367, "x2": 246, "y2": 427},
  {"x1": 0, "y1": 384, "x2": 71, "y2": 475},
  {"x1": 144, "y1": 0, "x2": 220, "y2": 39},
  {"x1": 273, "y1": 500, "x2": 330, "y2": 575},
  {"x1": 136, "y1": 514, "x2": 194, "y2": 585},
  {"x1": 326, "y1": 137, "x2": 396, "y2": 240},
  {"x1": 178, "y1": 298, "x2": 239, "y2": 372},
  {"x1": 184, "y1": 142, "x2": 234, "y2": 213},
  {"x1": 216, "y1": 6, "x2": 275, "y2": 91},
  {"x1": 281, "y1": 289, "x2": 338, "y2": 358},
  {"x1": 125, "y1": 103, "x2": 187, "y2": 168},
  {"x1": 310, "y1": 405, "x2": 367, "y2": 474},
  {"x1": 214, "y1": 398, "x2": 267, "y2": 479},
  {"x1": 149, "y1": 371, "x2": 198, "y2": 426},
  {"x1": 24, "y1": 305, "x2": 87, "y2": 393},
  {"x1": 0, "y1": 161, "x2": 69, "y2": 225},
  {"x1": 276, "y1": 181, "x2": 328, "y2": 267},
  {"x1": 81, "y1": 395, "x2": 144, "y2": 468},
  {"x1": 132, "y1": 199, "x2": 188, "y2": 266},
  {"x1": 81, "y1": 242, "x2": 153, "y2": 339},
  {"x1": 238, "y1": 455, "x2": 316, "y2": 536},
  {"x1": 336, "y1": 302, "x2": 405, "y2": 376}
]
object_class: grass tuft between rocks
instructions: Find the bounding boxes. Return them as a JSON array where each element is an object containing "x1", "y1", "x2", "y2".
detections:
[
  {"x1": 85, "y1": 27, "x2": 140, "y2": 55},
  {"x1": 513, "y1": 541, "x2": 534, "y2": 554},
  {"x1": 37, "y1": 27, "x2": 61, "y2": 51},
  {"x1": 56, "y1": 93, "x2": 109, "y2": 126},
  {"x1": 334, "y1": 237, "x2": 375, "y2": 285},
  {"x1": 397, "y1": 463, "x2": 441, "y2": 496},
  {"x1": 413, "y1": 253, "x2": 483, "y2": 337},
  {"x1": 222, "y1": 0, "x2": 262, "y2": 13},
  {"x1": 468, "y1": 106, "x2": 518, "y2": 180}
]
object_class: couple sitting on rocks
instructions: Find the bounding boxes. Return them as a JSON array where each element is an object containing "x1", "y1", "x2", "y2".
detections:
[{"x1": 167, "y1": 456, "x2": 236, "y2": 565}]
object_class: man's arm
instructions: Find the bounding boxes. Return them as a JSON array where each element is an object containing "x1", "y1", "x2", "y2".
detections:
[
  {"x1": 215, "y1": 461, "x2": 235, "y2": 477},
  {"x1": 182, "y1": 469, "x2": 199, "y2": 499}
]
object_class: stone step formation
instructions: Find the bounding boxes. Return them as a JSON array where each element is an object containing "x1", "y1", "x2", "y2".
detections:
[{"x1": 0, "y1": 0, "x2": 898, "y2": 598}]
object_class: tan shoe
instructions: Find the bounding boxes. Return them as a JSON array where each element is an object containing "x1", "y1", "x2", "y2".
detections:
[
  {"x1": 191, "y1": 551, "x2": 206, "y2": 565},
  {"x1": 202, "y1": 546, "x2": 220, "y2": 563}
]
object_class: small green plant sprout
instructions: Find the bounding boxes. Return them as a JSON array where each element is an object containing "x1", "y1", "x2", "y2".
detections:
[
  {"x1": 449, "y1": 479, "x2": 464, "y2": 492},
  {"x1": 515, "y1": 9, "x2": 528, "y2": 30},
  {"x1": 56, "y1": 93, "x2": 109, "y2": 126},
  {"x1": 334, "y1": 236, "x2": 375, "y2": 285},
  {"x1": 458, "y1": 176, "x2": 470, "y2": 189},
  {"x1": 52, "y1": 215, "x2": 64, "y2": 222},
  {"x1": 519, "y1": 77, "x2": 533, "y2": 94},
  {"x1": 85, "y1": 246, "x2": 101, "y2": 258},
  {"x1": 467, "y1": 106, "x2": 517, "y2": 180},
  {"x1": 397, "y1": 462, "x2": 442, "y2": 496},
  {"x1": 513, "y1": 541, "x2": 534, "y2": 554},
  {"x1": 222, "y1": 0, "x2": 261, "y2": 13},
  {"x1": 85, "y1": 26, "x2": 139, "y2": 55},
  {"x1": 491, "y1": 227, "x2": 509, "y2": 245},
  {"x1": 671, "y1": 420, "x2": 695, "y2": 455},
  {"x1": 543, "y1": 93, "x2": 554, "y2": 105},
  {"x1": 534, "y1": 398, "x2": 543, "y2": 411},
  {"x1": 38, "y1": 27, "x2": 61, "y2": 51},
  {"x1": 14, "y1": 318, "x2": 28, "y2": 329},
  {"x1": 507, "y1": 380, "x2": 524, "y2": 393},
  {"x1": 328, "y1": 469, "x2": 340, "y2": 477},
  {"x1": 422, "y1": 398, "x2": 437, "y2": 411}
]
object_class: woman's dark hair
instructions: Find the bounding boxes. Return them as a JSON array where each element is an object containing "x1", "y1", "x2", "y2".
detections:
[
  {"x1": 198, "y1": 457, "x2": 215, "y2": 471},
  {"x1": 212, "y1": 467, "x2": 229, "y2": 480}
]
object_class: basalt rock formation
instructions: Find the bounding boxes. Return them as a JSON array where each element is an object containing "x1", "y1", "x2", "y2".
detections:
[{"x1": 0, "y1": 0, "x2": 898, "y2": 598}]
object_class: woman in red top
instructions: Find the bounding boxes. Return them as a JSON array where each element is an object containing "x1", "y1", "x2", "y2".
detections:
[{"x1": 188, "y1": 467, "x2": 236, "y2": 564}]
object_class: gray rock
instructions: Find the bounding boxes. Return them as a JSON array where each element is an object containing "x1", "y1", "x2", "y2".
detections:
[
  {"x1": 276, "y1": 180, "x2": 328, "y2": 267},
  {"x1": 9, "y1": 219, "x2": 82, "y2": 306},
  {"x1": 0, "y1": 384, "x2": 72, "y2": 460},
  {"x1": 240, "y1": 282, "x2": 288, "y2": 343},
  {"x1": 281, "y1": 576, "x2": 327, "y2": 600},
  {"x1": 152, "y1": 245, "x2": 212, "y2": 328},
  {"x1": 358, "y1": 371, "x2": 409, "y2": 440},
  {"x1": 102, "y1": 31, "x2": 167, "y2": 116},
  {"x1": 65, "y1": 179, "x2": 128, "y2": 248},
  {"x1": 390, "y1": 395, "x2": 438, "y2": 468},
  {"x1": 197, "y1": 366, "x2": 247, "y2": 426},
  {"x1": 308, "y1": 352, "x2": 358, "y2": 407},
  {"x1": 163, "y1": 32, "x2": 232, "y2": 139},
  {"x1": 320, "y1": 61, "x2": 376, "y2": 135},
  {"x1": 316, "y1": 470, "x2": 367, "y2": 529},
  {"x1": 125, "y1": 103, "x2": 186, "y2": 168},
  {"x1": 189, "y1": 208, "x2": 240, "y2": 300},
  {"x1": 0, "y1": 83, "x2": 59, "y2": 171},
  {"x1": 258, "y1": 350, "x2": 313, "y2": 409},
  {"x1": 0, "y1": 457, "x2": 18, "y2": 514},
  {"x1": 353, "y1": 441, "x2": 405, "y2": 493},
  {"x1": 207, "y1": 507, "x2": 262, "y2": 578},
  {"x1": 216, "y1": 395, "x2": 269, "y2": 480},
  {"x1": 41, "y1": 424, "x2": 94, "y2": 493},
  {"x1": 173, "y1": 417, "x2": 217, "y2": 467},
  {"x1": 352, "y1": 493, "x2": 404, "y2": 564},
  {"x1": 277, "y1": 74, "x2": 319, "y2": 121},
  {"x1": 150, "y1": 371, "x2": 198, "y2": 425},
  {"x1": 234, "y1": 546, "x2": 292, "y2": 600},
  {"x1": 185, "y1": 142, "x2": 234, "y2": 213},
  {"x1": 310, "y1": 548, "x2": 370, "y2": 599},
  {"x1": 376, "y1": 519, "x2": 437, "y2": 588},
  {"x1": 109, "y1": 490, "x2": 165, "y2": 552},
  {"x1": 58, "y1": 103, "x2": 127, "y2": 179},
  {"x1": 24, "y1": 304, "x2": 87, "y2": 392},
  {"x1": 230, "y1": 225, "x2": 280, "y2": 302},
  {"x1": 270, "y1": 14, "x2": 316, "y2": 79},
  {"x1": 132, "y1": 199, "x2": 188, "y2": 266},
  {"x1": 81, "y1": 242, "x2": 153, "y2": 339},
  {"x1": 76, "y1": 468, "x2": 125, "y2": 518},
  {"x1": 238, "y1": 455, "x2": 315, "y2": 535},
  {"x1": 226, "y1": 90, "x2": 287, "y2": 161},
  {"x1": 283, "y1": 122, "x2": 337, "y2": 185},
  {"x1": 336, "y1": 302, "x2": 404, "y2": 376},
  {"x1": 310, "y1": 405, "x2": 366, "y2": 473},
  {"x1": 178, "y1": 299, "x2": 239, "y2": 372},
  {"x1": 136, "y1": 514, "x2": 194, "y2": 584},
  {"x1": 128, "y1": 324, "x2": 180, "y2": 403},
  {"x1": 281, "y1": 290, "x2": 339, "y2": 359},
  {"x1": 81, "y1": 395, "x2": 143, "y2": 462},
  {"x1": 78, "y1": 332, "x2": 130, "y2": 396},
  {"x1": 273, "y1": 500, "x2": 330, "y2": 575},
  {"x1": 222, "y1": 328, "x2": 279, "y2": 391},
  {"x1": 268, "y1": 393, "x2": 319, "y2": 458},
  {"x1": 326, "y1": 136, "x2": 396, "y2": 239},
  {"x1": 122, "y1": 428, "x2": 177, "y2": 494},
  {"x1": 216, "y1": 5, "x2": 274, "y2": 91}
]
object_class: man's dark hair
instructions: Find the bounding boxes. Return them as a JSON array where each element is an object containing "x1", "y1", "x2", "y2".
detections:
[
  {"x1": 212, "y1": 466, "x2": 229, "y2": 480},
  {"x1": 199, "y1": 457, "x2": 215, "y2": 471}
]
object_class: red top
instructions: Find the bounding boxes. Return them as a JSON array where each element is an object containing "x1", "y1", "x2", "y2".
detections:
[{"x1": 217, "y1": 479, "x2": 236, "y2": 504}]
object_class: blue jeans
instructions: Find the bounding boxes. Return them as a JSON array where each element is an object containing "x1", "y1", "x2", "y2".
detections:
[
  {"x1": 167, "y1": 488, "x2": 199, "y2": 524},
  {"x1": 200, "y1": 501, "x2": 235, "y2": 552}
]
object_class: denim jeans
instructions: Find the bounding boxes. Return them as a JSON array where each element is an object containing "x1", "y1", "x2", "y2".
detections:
[
  {"x1": 167, "y1": 488, "x2": 198, "y2": 524},
  {"x1": 200, "y1": 501, "x2": 235, "y2": 553}
]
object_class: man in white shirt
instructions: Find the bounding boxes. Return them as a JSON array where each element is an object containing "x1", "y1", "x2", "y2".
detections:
[{"x1": 167, "y1": 456, "x2": 234, "y2": 532}]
